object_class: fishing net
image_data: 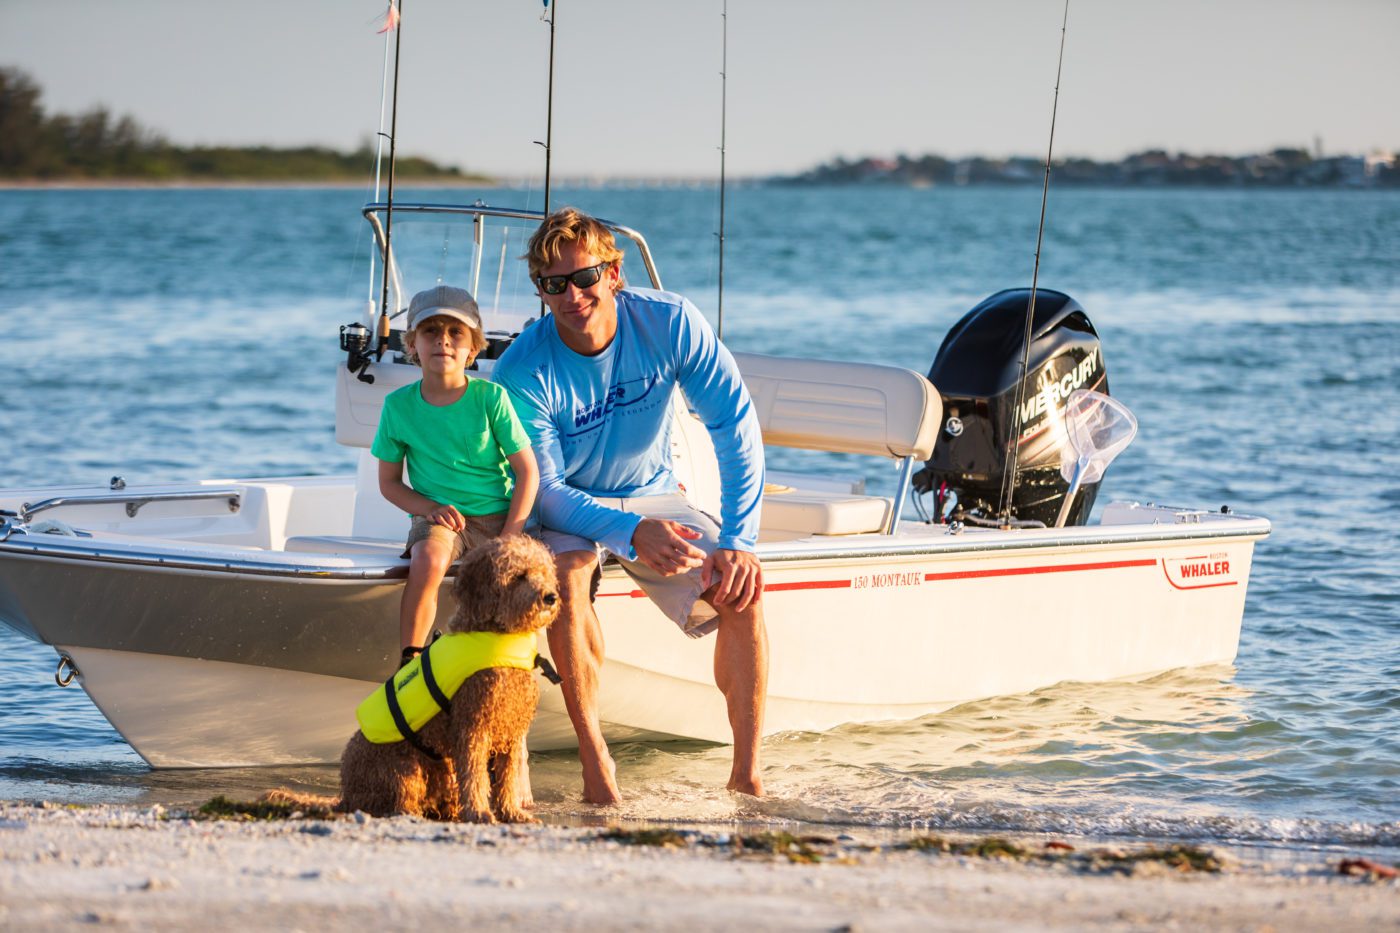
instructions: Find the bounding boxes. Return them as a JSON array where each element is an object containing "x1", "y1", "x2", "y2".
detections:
[{"x1": 1059, "y1": 389, "x2": 1138, "y2": 486}]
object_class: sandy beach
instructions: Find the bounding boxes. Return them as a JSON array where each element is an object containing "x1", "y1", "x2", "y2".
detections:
[{"x1": 1, "y1": 802, "x2": 1394, "y2": 931}]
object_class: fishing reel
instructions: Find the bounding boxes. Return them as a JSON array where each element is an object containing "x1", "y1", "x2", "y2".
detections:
[{"x1": 340, "y1": 322, "x2": 375, "y2": 384}]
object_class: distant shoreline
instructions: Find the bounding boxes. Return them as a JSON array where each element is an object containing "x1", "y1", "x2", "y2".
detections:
[
  {"x1": 5, "y1": 177, "x2": 1399, "y2": 192},
  {"x1": 0, "y1": 178, "x2": 498, "y2": 190}
]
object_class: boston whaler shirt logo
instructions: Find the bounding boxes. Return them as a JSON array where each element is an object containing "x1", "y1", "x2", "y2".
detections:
[{"x1": 568, "y1": 374, "x2": 660, "y2": 435}]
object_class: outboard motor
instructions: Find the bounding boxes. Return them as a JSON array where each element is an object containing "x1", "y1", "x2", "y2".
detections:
[{"x1": 913, "y1": 288, "x2": 1107, "y2": 527}]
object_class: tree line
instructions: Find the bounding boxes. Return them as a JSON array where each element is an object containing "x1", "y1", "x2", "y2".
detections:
[
  {"x1": 778, "y1": 148, "x2": 1399, "y2": 189},
  {"x1": 0, "y1": 67, "x2": 482, "y2": 182}
]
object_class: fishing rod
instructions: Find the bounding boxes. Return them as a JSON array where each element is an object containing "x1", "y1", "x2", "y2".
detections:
[
  {"x1": 715, "y1": 0, "x2": 729, "y2": 339},
  {"x1": 376, "y1": 0, "x2": 405, "y2": 360},
  {"x1": 539, "y1": 0, "x2": 557, "y2": 216},
  {"x1": 995, "y1": 0, "x2": 1070, "y2": 528},
  {"x1": 367, "y1": 5, "x2": 396, "y2": 315}
]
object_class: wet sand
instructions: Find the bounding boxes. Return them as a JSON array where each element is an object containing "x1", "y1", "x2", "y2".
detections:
[{"x1": 0, "y1": 802, "x2": 1395, "y2": 931}]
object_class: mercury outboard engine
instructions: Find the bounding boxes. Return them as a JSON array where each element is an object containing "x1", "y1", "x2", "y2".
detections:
[{"x1": 912, "y1": 288, "x2": 1107, "y2": 527}]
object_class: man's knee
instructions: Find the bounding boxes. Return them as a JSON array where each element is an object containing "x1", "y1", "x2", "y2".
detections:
[
  {"x1": 714, "y1": 602, "x2": 765, "y2": 638},
  {"x1": 554, "y1": 550, "x2": 601, "y2": 604}
]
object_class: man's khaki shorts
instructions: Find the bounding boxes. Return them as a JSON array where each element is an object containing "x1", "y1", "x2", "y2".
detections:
[
  {"x1": 536, "y1": 494, "x2": 722, "y2": 639},
  {"x1": 402, "y1": 511, "x2": 508, "y2": 561}
]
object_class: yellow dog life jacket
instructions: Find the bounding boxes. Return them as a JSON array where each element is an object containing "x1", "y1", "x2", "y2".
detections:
[{"x1": 356, "y1": 631, "x2": 539, "y2": 744}]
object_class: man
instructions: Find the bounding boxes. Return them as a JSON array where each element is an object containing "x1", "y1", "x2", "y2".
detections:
[{"x1": 493, "y1": 207, "x2": 767, "y2": 804}]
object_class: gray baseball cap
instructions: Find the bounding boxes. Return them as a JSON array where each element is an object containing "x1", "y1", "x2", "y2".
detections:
[{"x1": 406, "y1": 285, "x2": 483, "y2": 332}]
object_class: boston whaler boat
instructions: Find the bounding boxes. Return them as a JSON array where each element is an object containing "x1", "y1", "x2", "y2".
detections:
[{"x1": 0, "y1": 201, "x2": 1269, "y2": 767}]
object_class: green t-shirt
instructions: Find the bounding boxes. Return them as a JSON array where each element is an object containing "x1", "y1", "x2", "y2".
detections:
[{"x1": 370, "y1": 378, "x2": 531, "y2": 517}]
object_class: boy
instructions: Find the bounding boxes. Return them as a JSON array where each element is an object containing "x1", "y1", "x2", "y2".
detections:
[{"x1": 371, "y1": 284, "x2": 539, "y2": 666}]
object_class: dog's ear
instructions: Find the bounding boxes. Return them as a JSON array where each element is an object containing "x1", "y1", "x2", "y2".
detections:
[{"x1": 451, "y1": 540, "x2": 503, "y2": 632}]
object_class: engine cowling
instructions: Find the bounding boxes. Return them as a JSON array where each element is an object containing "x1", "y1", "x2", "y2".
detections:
[{"x1": 914, "y1": 288, "x2": 1108, "y2": 527}]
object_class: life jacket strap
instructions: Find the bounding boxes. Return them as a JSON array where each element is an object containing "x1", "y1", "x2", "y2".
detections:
[
  {"x1": 534, "y1": 654, "x2": 562, "y2": 685},
  {"x1": 382, "y1": 670, "x2": 444, "y2": 761},
  {"x1": 418, "y1": 644, "x2": 453, "y2": 713}
]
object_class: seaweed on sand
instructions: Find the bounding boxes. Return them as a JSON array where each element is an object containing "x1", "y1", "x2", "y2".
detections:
[
  {"x1": 596, "y1": 828, "x2": 837, "y2": 864},
  {"x1": 732, "y1": 832, "x2": 835, "y2": 864},
  {"x1": 195, "y1": 795, "x2": 336, "y2": 822},
  {"x1": 597, "y1": 828, "x2": 692, "y2": 848},
  {"x1": 902, "y1": 836, "x2": 1029, "y2": 860}
]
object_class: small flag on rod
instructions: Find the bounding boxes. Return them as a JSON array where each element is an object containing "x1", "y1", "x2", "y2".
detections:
[{"x1": 376, "y1": 2, "x2": 400, "y2": 34}]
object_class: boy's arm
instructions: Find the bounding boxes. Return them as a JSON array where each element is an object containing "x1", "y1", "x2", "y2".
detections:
[
  {"x1": 376, "y1": 458, "x2": 464, "y2": 532},
  {"x1": 501, "y1": 447, "x2": 538, "y2": 537}
]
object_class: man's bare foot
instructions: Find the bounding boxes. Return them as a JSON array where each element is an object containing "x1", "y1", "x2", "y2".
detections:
[
  {"x1": 727, "y1": 771, "x2": 764, "y2": 797},
  {"x1": 580, "y1": 746, "x2": 621, "y2": 805}
]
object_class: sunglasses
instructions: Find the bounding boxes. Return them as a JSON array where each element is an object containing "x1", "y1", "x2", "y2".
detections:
[{"x1": 537, "y1": 262, "x2": 608, "y2": 295}]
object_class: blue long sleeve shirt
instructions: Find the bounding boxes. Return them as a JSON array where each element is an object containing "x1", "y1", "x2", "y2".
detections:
[{"x1": 492, "y1": 288, "x2": 764, "y2": 558}]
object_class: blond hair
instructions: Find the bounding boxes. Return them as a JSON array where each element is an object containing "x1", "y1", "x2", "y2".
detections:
[
  {"x1": 403, "y1": 316, "x2": 487, "y2": 366},
  {"x1": 524, "y1": 207, "x2": 626, "y2": 292}
]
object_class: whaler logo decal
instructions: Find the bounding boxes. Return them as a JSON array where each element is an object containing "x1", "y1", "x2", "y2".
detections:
[{"x1": 1161, "y1": 552, "x2": 1239, "y2": 590}]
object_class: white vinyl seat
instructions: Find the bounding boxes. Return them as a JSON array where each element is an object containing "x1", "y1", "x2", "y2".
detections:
[
  {"x1": 672, "y1": 352, "x2": 940, "y2": 536},
  {"x1": 761, "y1": 487, "x2": 891, "y2": 536}
]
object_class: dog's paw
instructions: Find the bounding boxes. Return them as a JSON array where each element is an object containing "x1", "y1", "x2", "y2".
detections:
[
  {"x1": 461, "y1": 807, "x2": 497, "y2": 825},
  {"x1": 496, "y1": 807, "x2": 537, "y2": 825}
]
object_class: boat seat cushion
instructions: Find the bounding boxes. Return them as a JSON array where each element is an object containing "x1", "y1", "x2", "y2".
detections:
[
  {"x1": 733, "y1": 351, "x2": 941, "y2": 461},
  {"x1": 283, "y1": 535, "x2": 405, "y2": 557},
  {"x1": 761, "y1": 487, "x2": 891, "y2": 536}
]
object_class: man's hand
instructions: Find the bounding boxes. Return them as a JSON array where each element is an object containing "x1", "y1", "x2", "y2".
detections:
[
  {"x1": 701, "y1": 549, "x2": 763, "y2": 612},
  {"x1": 426, "y1": 503, "x2": 465, "y2": 532},
  {"x1": 631, "y1": 518, "x2": 707, "y2": 576}
]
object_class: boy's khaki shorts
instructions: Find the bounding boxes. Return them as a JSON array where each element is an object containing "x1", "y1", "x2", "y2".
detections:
[
  {"x1": 535, "y1": 494, "x2": 722, "y2": 639},
  {"x1": 401, "y1": 512, "x2": 508, "y2": 561}
]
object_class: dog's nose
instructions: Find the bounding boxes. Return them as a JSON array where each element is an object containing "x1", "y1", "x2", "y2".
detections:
[{"x1": 543, "y1": 593, "x2": 557, "y2": 606}]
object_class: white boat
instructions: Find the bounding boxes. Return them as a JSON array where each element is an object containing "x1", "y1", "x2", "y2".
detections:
[{"x1": 0, "y1": 203, "x2": 1270, "y2": 768}]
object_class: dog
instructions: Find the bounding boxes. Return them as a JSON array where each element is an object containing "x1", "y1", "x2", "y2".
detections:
[{"x1": 266, "y1": 535, "x2": 559, "y2": 823}]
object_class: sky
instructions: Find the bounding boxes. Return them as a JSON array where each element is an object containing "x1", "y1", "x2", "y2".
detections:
[{"x1": 2, "y1": 0, "x2": 1396, "y2": 179}]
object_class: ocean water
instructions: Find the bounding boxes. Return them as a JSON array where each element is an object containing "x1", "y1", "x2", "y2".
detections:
[{"x1": 0, "y1": 185, "x2": 1397, "y2": 854}]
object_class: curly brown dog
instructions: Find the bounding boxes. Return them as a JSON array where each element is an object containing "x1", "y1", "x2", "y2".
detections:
[{"x1": 266, "y1": 535, "x2": 559, "y2": 823}]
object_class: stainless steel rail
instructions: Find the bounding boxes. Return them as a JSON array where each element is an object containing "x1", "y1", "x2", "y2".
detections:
[
  {"x1": 20, "y1": 489, "x2": 243, "y2": 522},
  {"x1": 361, "y1": 202, "x2": 664, "y2": 295},
  {"x1": 757, "y1": 516, "x2": 1272, "y2": 563},
  {"x1": 884, "y1": 455, "x2": 917, "y2": 535},
  {"x1": 0, "y1": 534, "x2": 403, "y2": 580}
]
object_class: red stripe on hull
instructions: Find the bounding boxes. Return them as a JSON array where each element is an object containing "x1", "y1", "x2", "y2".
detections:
[
  {"x1": 766, "y1": 579, "x2": 853, "y2": 593},
  {"x1": 599, "y1": 578, "x2": 853, "y2": 600},
  {"x1": 924, "y1": 557, "x2": 1155, "y2": 582},
  {"x1": 600, "y1": 559, "x2": 1160, "y2": 599}
]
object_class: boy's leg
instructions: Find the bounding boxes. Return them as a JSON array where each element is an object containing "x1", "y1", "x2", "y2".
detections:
[
  {"x1": 546, "y1": 547, "x2": 621, "y2": 806},
  {"x1": 460, "y1": 512, "x2": 508, "y2": 551},
  {"x1": 400, "y1": 532, "x2": 457, "y2": 651}
]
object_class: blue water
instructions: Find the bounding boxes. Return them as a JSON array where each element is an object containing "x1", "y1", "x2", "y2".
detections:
[{"x1": 1, "y1": 186, "x2": 1397, "y2": 851}]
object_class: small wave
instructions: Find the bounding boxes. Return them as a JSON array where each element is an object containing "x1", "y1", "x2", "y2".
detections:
[{"x1": 522, "y1": 762, "x2": 1400, "y2": 850}]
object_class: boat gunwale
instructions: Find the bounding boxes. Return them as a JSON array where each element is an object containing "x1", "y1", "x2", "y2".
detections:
[{"x1": 0, "y1": 515, "x2": 1271, "y2": 580}]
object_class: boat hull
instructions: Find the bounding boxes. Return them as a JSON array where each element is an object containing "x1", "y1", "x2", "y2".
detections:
[{"x1": 3, "y1": 509, "x2": 1265, "y2": 768}]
